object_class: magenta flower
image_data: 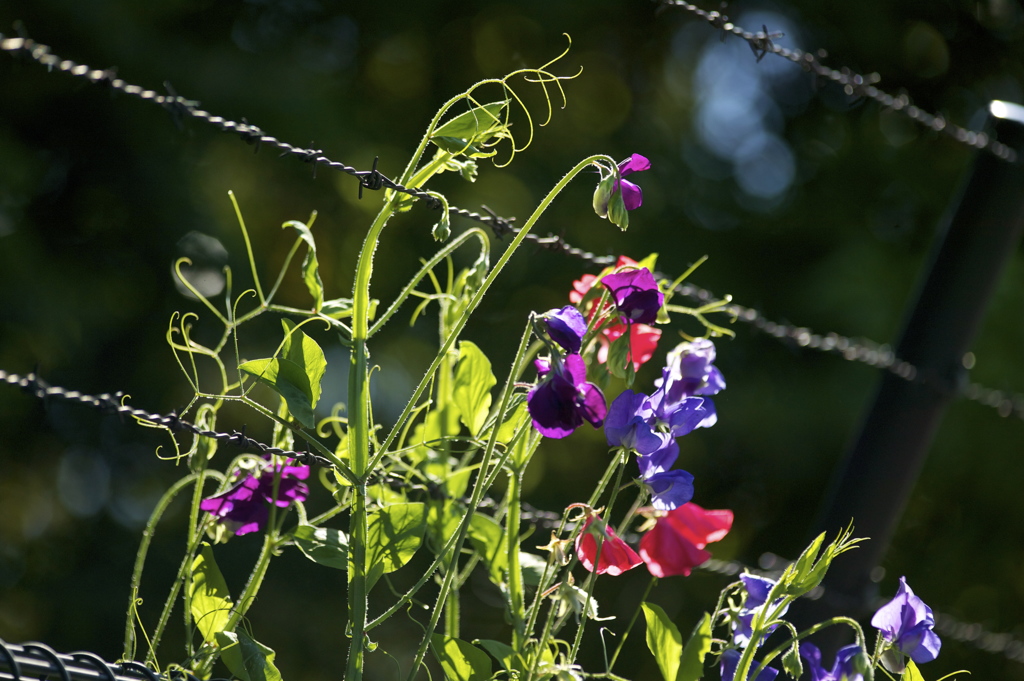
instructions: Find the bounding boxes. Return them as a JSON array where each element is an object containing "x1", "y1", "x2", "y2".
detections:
[
  {"x1": 601, "y1": 267, "x2": 664, "y2": 325},
  {"x1": 639, "y1": 502, "x2": 732, "y2": 578},
  {"x1": 527, "y1": 353, "x2": 607, "y2": 438},
  {"x1": 200, "y1": 458, "x2": 310, "y2": 536},
  {"x1": 540, "y1": 305, "x2": 588, "y2": 354},
  {"x1": 615, "y1": 154, "x2": 651, "y2": 210},
  {"x1": 870, "y1": 576, "x2": 941, "y2": 664},
  {"x1": 575, "y1": 513, "x2": 643, "y2": 576},
  {"x1": 800, "y1": 643, "x2": 866, "y2": 681}
]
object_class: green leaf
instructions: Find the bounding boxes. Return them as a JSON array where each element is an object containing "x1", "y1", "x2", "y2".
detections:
[
  {"x1": 216, "y1": 630, "x2": 283, "y2": 681},
  {"x1": 432, "y1": 101, "x2": 508, "y2": 140},
  {"x1": 901, "y1": 660, "x2": 925, "y2": 681},
  {"x1": 642, "y1": 602, "x2": 683, "y2": 681},
  {"x1": 189, "y1": 543, "x2": 233, "y2": 643},
  {"x1": 365, "y1": 502, "x2": 426, "y2": 574},
  {"x1": 238, "y1": 320, "x2": 327, "y2": 429},
  {"x1": 606, "y1": 332, "x2": 634, "y2": 381},
  {"x1": 467, "y1": 513, "x2": 507, "y2": 583},
  {"x1": 495, "y1": 401, "x2": 529, "y2": 444},
  {"x1": 452, "y1": 341, "x2": 496, "y2": 436},
  {"x1": 430, "y1": 634, "x2": 492, "y2": 681},
  {"x1": 320, "y1": 298, "x2": 354, "y2": 319},
  {"x1": 292, "y1": 524, "x2": 348, "y2": 569},
  {"x1": 519, "y1": 551, "x2": 548, "y2": 587},
  {"x1": 475, "y1": 639, "x2": 520, "y2": 674},
  {"x1": 282, "y1": 218, "x2": 323, "y2": 310},
  {"x1": 678, "y1": 612, "x2": 712, "y2": 681}
]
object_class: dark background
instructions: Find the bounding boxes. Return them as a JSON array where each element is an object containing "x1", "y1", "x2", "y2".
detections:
[{"x1": 1, "y1": 1, "x2": 1023, "y2": 679}]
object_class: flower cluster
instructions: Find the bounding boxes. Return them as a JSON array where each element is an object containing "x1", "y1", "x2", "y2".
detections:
[
  {"x1": 528, "y1": 306, "x2": 607, "y2": 439},
  {"x1": 606, "y1": 339, "x2": 722, "y2": 510},
  {"x1": 200, "y1": 457, "x2": 310, "y2": 536},
  {"x1": 570, "y1": 255, "x2": 662, "y2": 374}
]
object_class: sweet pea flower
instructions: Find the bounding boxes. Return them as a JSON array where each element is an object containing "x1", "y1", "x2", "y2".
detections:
[
  {"x1": 200, "y1": 458, "x2": 310, "y2": 536},
  {"x1": 639, "y1": 502, "x2": 732, "y2": 577},
  {"x1": 720, "y1": 649, "x2": 779, "y2": 681},
  {"x1": 540, "y1": 305, "x2": 588, "y2": 354},
  {"x1": 570, "y1": 256, "x2": 662, "y2": 372},
  {"x1": 593, "y1": 154, "x2": 651, "y2": 217},
  {"x1": 528, "y1": 353, "x2": 607, "y2": 439},
  {"x1": 800, "y1": 643, "x2": 866, "y2": 681},
  {"x1": 870, "y1": 576, "x2": 942, "y2": 664},
  {"x1": 657, "y1": 339, "x2": 726, "y2": 401},
  {"x1": 601, "y1": 267, "x2": 664, "y2": 325},
  {"x1": 733, "y1": 574, "x2": 788, "y2": 648},
  {"x1": 575, "y1": 513, "x2": 643, "y2": 576}
]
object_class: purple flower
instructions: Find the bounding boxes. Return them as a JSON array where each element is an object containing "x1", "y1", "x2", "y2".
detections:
[
  {"x1": 605, "y1": 390, "x2": 662, "y2": 452},
  {"x1": 540, "y1": 305, "x2": 588, "y2": 354},
  {"x1": 656, "y1": 339, "x2": 726, "y2": 403},
  {"x1": 720, "y1": 649, "x2": 779, "y2": 681},
  {"x1": 648, "y1": 390, "x2": 717, "y2": 437},
  {"x1": 200, "y1": 458, "x2": 310, "y2": 536},
  {"x1": 800, "y1": 643, "x2": 865, "y2": 681},
  {"x1": 615, "y1": 154, "x2": 651, "y2": 211},
  {"x1": 601, "y1": 268, "x2": 663, "y2": 325},
  {"x1": 870, "y1": 576, "x2": 941, "y2": 664},
  {"x1": 640, "y1": 467, "x2": 694, "y2": 511},
  {"x1": 528, "y1": 353, "x2": 607, "y2": 439},
  {"x1": 733, "y1": 574, "x2": 788, "y2": 648}
]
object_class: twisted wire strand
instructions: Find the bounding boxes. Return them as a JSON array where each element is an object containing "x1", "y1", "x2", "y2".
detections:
[
  {"x1": 0, "y1": 369, "x2": 332, "y2": 467},
  {"x1": 0, "y1": 638, "x2": 224, "y2": 681},
  {"x1": 660, "y1": 0, "x2": 1019, "y2": 163}
]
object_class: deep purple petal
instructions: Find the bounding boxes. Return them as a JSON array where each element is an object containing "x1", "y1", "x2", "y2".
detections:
[
  {"x1": 528, "y1": 378, "x2": 582, "y2": 439},
  {"x1": 579, "y1": 383, "x2": 607, "y2": 428},
  {"x1": 617, "y1": 178, "x2": 644, "y2": 211},
  {"x1": 542, "y1": 306, "x2": 588, "y2": 353},
  {"x1": 602, "y1": 269, "x2": 663, "y2": 325},
  {"x1": 563, "y1": 353, "x2": 589, "y2": 388}
]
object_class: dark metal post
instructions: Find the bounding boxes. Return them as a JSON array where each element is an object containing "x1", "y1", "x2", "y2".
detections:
[{"x1": 802, "y1": 101, "x2": 1024, "y2": 628}]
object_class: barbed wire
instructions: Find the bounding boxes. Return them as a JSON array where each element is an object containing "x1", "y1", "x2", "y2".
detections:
[
  {"x1": 659, "y1": 0, "x2": 1019, "y2": 164},
  {"x1": 0, "y1": 369, "x2": 333, "y2": 467}
]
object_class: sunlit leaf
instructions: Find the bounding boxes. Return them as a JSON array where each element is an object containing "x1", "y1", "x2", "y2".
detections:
[
  {"x1": 432, "y1": 101, "x2": 508, "y2": 140},
  {"x1": 292, "y1": 524, "x2": 348, "y2": 570},
  {"x1": 642, "y1": 602, "x2": 682, "y2": 681},
  {"x1": 282, "y1": 218, "x2": 323, "y2": 310},
  {"x1": 216, "y1": 630, "x2": 283, "y2": 681},
  {"x1": 475, "y1": 639, "x2": 520, "y2": 674},
  {"x1": 189, "y1": 543, "x2": 233, "y2": 643},
  {"x1": 365, "y1": 502, "x2": 426, "y2": 574},
  {"x1": 430, "y1": 634, "x2": 492, "y2": 681},
  {"x1": 678, "y1": 612, "x2": 712, "y2": 681},
  {"x1": 453, "y1": 341, "x2": 496, "y2": 436},
  {"x1": 467, "y1": 513, "x2": 507, "y2": 583}
]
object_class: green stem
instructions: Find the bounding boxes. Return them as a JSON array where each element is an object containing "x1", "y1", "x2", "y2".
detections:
[
  {"x1": 608, "y1": 577, "x2": 656, "y2": 672},
  {"x1": 345, "y1": 483, "x2": 371, "y2": 681},
  {"x1": 507, "y1": 466, "x2": 526, "y2": 648},
  {"x1": 753, "y1": 616, "x2": 865, "y2": 678}
]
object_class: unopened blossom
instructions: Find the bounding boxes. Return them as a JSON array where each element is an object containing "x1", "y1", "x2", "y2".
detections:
[
  {"x1": 575, "y1": 513, "x2": 642, "y2": 576},
  {"x1": 527, "y1": 353, "x2": 606, "y2": 439},
  {"x1": 639, "y1": 502, "x2": 733, "y2": 577},
  {"x1": 601, "y1": 267, "x2": 664, "y2": 325},
  {"x1": 870, "y1": 576, "x2": 941, "y2": 664},
  {"x1": 200, "y1": 458, "x2": 310, "y2": 536},
  {"x1": 540, "y1": 305, "x2": 588, "y2": 354},
  {"x1": 800, "y1": 643, "x2": 866, "y2": 681},
  {"x1": 594, "y1": 154, "x2": 652, "y2": 218}
]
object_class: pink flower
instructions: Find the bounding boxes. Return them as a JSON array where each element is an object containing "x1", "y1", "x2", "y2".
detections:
[
  {"x1": 639, "y1": 502, "x2": 733, "y2": 578},
  {"x1": 575, "y1": 514, "x2": 643, "y2": 576}
]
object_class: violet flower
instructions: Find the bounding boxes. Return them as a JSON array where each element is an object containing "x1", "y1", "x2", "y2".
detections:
[
  {"x1": 593, "y1": 154, "x2": 651, "y2": 229},
  {"x1": 656, "y1": 338, "x2": 726, "y2": 402},
  {"x1": 614, "y1": 153, "x2": 651, "y2": 211},
  {"x1": 540, "y1": 305, "x2": 588, "y2": 354},
  {"x1": 720, "y1": 649, "x2": 779, "y2": 681},
  {"x1": 733, "y1": 574, "x2": 788, "y2": 648},
  {"x1": 200, "y1": 458, "x2": 310, "y2": 536},
  {"x1": 799, "y1": 643, "x2": 866, "y2": 681},
  {"x1": 527, "y1": 353, "x2": 607, "y2": 439},
  {"x1": 601, "y1": 267, "x2": 664, "y2": 325},
  {"x1": 870, "y1": 576, "x2": 941, "y2": 664}
]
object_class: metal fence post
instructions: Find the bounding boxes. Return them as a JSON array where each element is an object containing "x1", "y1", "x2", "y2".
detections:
[{"x1": 796, "y1": 100, "x2": 1024, "y2": 637}]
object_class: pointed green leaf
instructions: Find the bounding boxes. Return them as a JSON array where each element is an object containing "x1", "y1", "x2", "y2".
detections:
[
  {"x1": 239, "y1": 357, "x2": 316, "y2": 428},
  {"x1": 643, "y1": 602, "x2": 683, "y2": 681},
  {"x1": 282, "y1": 219, "x2": 323, "y2": 310},
  {"x1": 678, "y1": 612, "x2": 712, "y2": 681},
  {"x1": 189, "y1": 543, "x2": 233, "y2": 643},
  {"x1": 495, "y1": 401, "x2": 529, "y2": 444},
  {"x1": 365, "y1": 502, "x2": 426, "y2": 573},
  {"x1": 475, "y1": 639, "x2": 520, "y2": 674},
  {"x1": 430, "y1": 634, "x2": 492, "y2": 681},
  {"x1": 519, "y1": 551, "x2": 548, "y2": 587},
  {"x1": 452, "y1": 341, "x2": 496, "y2": 436},
  {"x1": 606, "y1": 332, "x2": 634, "y2": 381},
  {"x1": 216, "y1": 630, "x2": 283, "y2": 681},
  {"x1": 321, "y1": 298, "x2": 354, "y2": 319},
  {"x1": 467, "y1": 513, "x2": 507, "y2": 583},
  {"x1": 901, "y1": 660, "x2": 925, "y2": 681},
  {"x1": 293, "y1": 524, "x2": 348, "y2": 569},
  {"x1": 280, "y1": 319, "x2": 326, "y2": 410},
  {"x1": 432, "y1": 101, "x2": 508, "y2": 140}
]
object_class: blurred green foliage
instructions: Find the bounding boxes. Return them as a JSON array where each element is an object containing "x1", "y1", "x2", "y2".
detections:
[{"x1": 1, "y1": 0, "x2": 1023, "y2": 679}]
